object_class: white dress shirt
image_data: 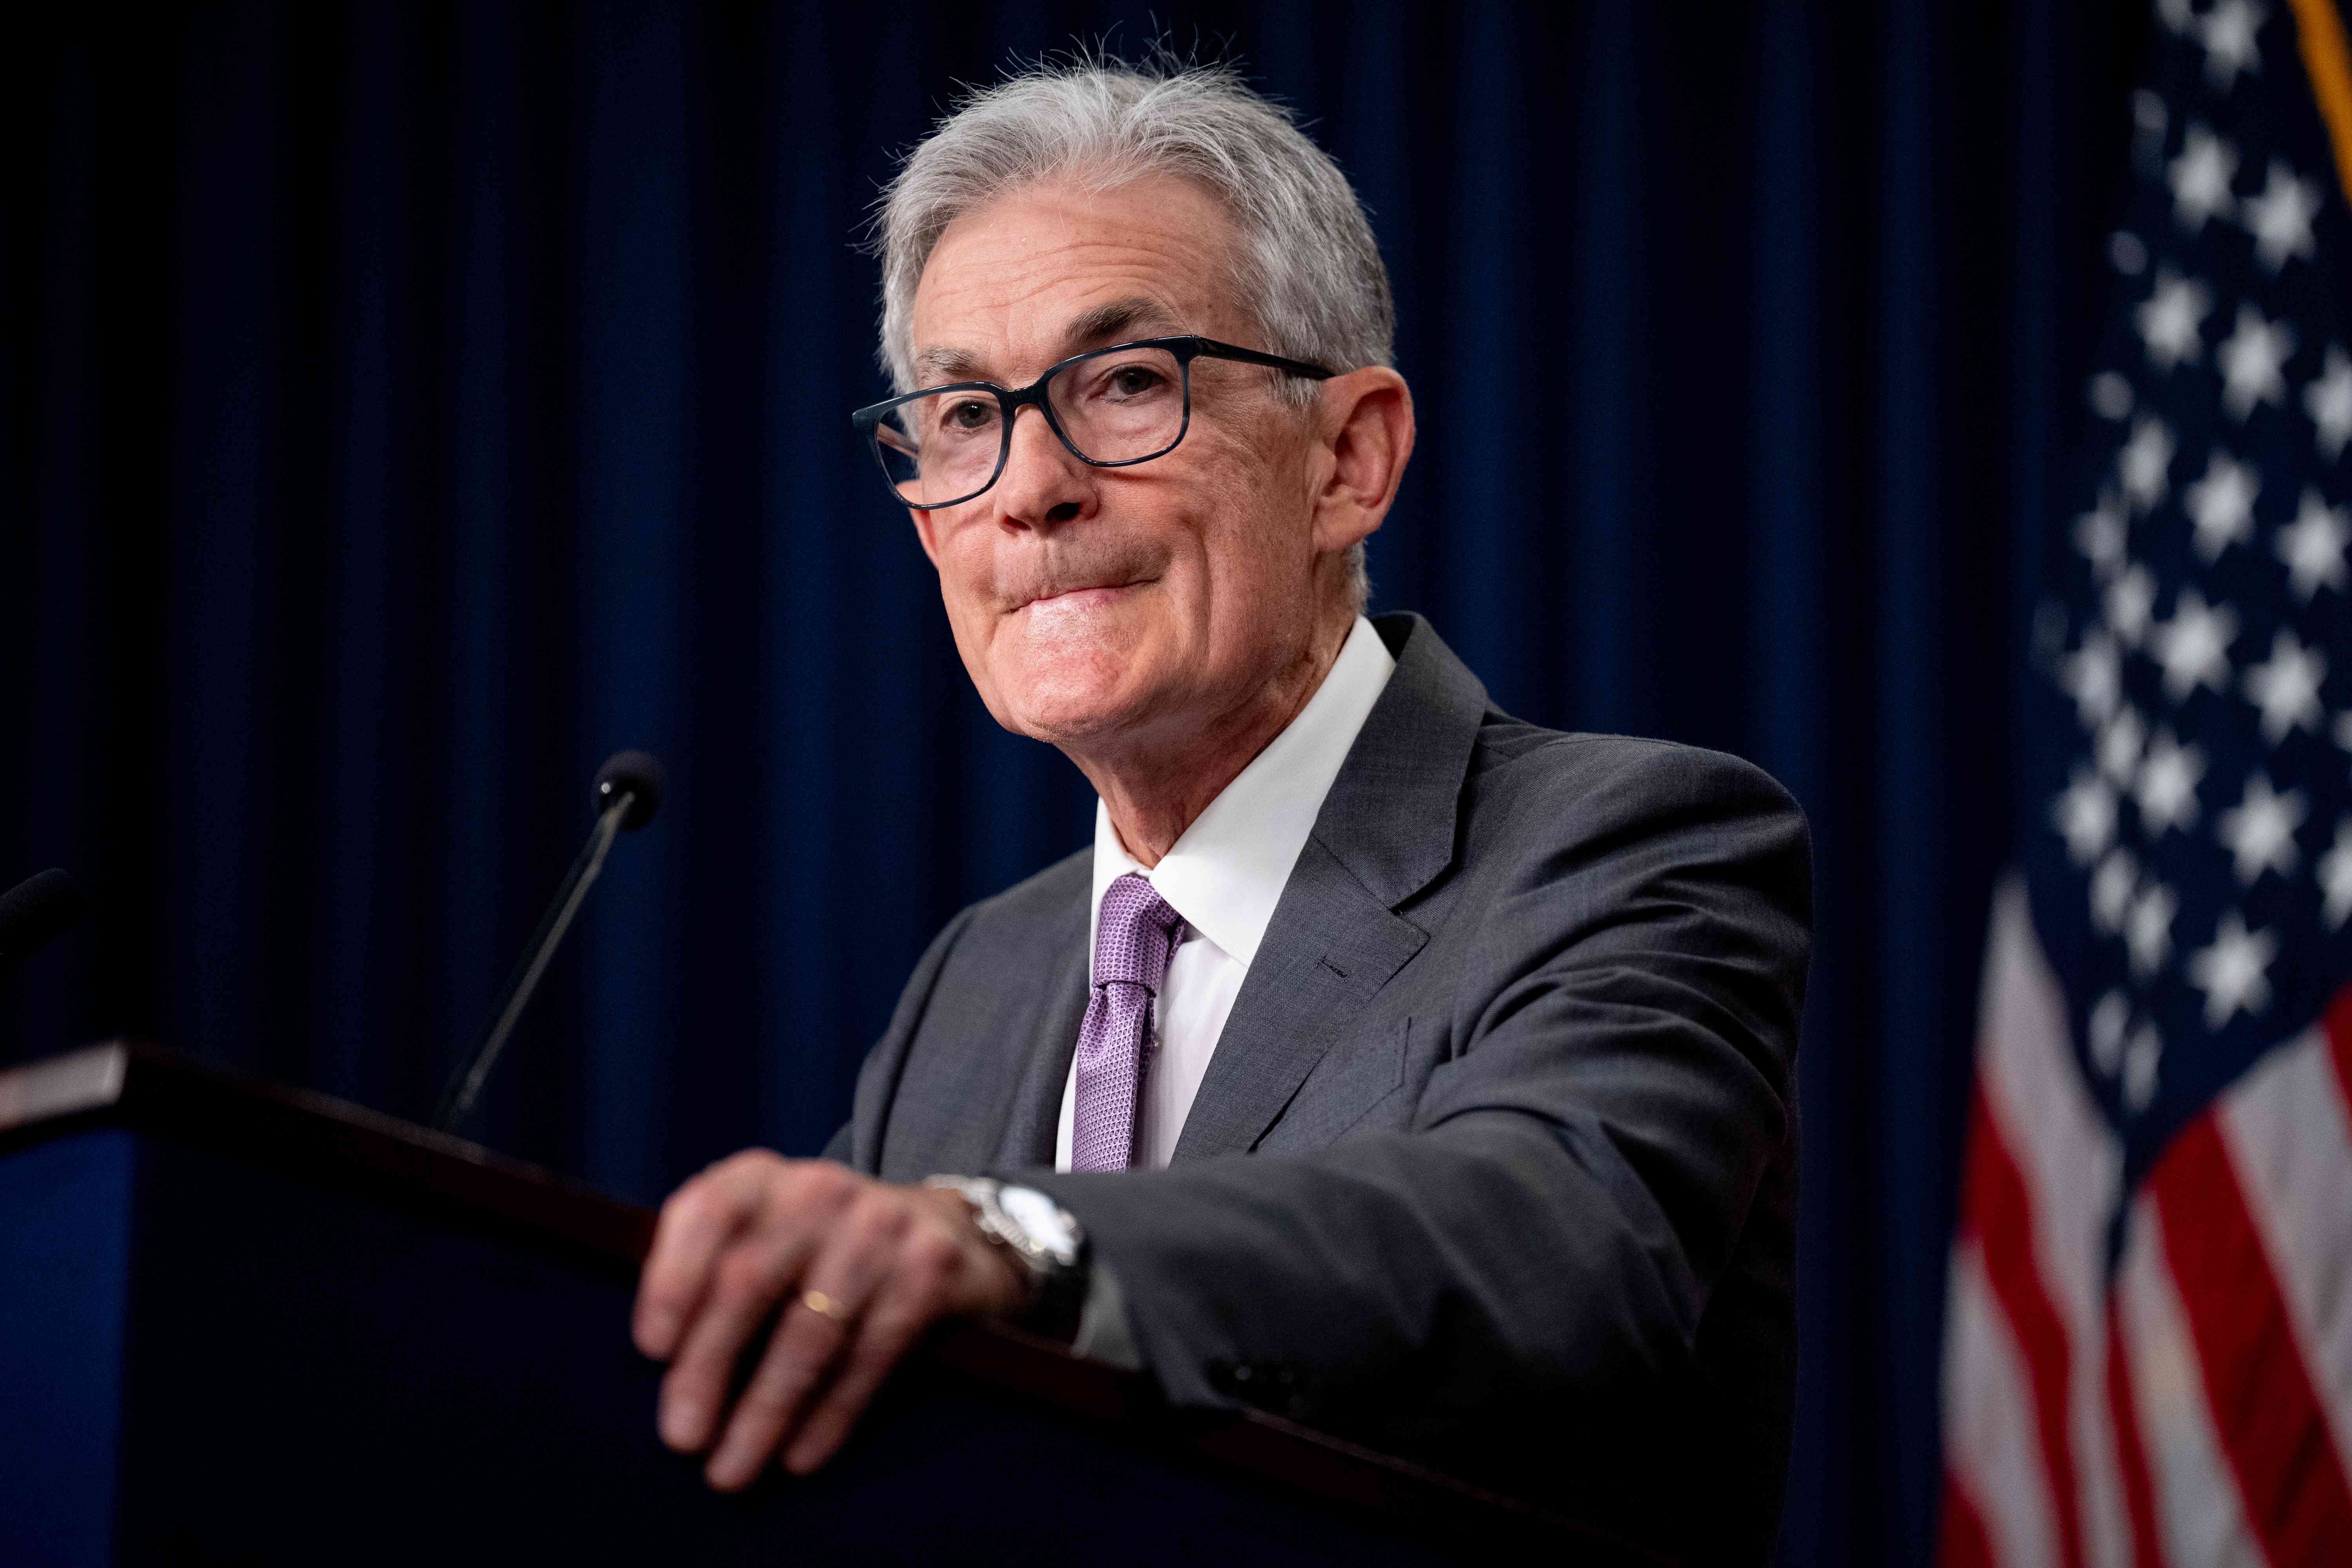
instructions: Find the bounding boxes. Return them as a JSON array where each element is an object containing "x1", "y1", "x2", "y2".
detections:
[{"x1": 1054, "y1": 616, "x2": 1396, "y2": 1171}]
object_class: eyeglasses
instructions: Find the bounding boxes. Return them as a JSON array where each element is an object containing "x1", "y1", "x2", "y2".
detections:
[{"x1": 849, "y1": 335, "x2": 1336, "y2": 510}]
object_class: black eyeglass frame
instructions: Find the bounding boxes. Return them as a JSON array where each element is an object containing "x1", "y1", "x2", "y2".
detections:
[{"x1": 848, "y1": 334, "x2": 1338, "y2": 511}]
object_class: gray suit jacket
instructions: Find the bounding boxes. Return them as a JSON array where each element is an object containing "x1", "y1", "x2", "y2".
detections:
[{"x1": 826, "y1": 614, "x2": 1811, "y2": 1563}]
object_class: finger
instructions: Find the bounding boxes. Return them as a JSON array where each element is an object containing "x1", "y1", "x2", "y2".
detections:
[
  {"x1": 783, "y1": 1201, "x2": 992, "y2": 1475},
  {"x1": 657, "y1": 1218, "x2": 821, "y2": 1455},
  {"x1": 700, "y1": 1289, "x2": 858, "y2": 1491},
  {"x1": 635, "y1": 1154, "x2": 777, "y2": 1359},
  {"x1": 780, "y1": 1278, "x2": 940, "y2": 1475},
  {"x1": 703, "y1": 1196, "x2": 906, "y2": 1490}
]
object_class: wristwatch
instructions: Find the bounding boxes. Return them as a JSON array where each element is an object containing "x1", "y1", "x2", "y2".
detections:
[{"x1": 923, "y1": 1175, "x2": 1089, "y2": 1343}]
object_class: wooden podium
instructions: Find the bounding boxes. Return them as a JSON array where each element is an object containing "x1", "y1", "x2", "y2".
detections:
[{"x1": 0, "y1": 1044, "x2": 1656, "y2": 1566}]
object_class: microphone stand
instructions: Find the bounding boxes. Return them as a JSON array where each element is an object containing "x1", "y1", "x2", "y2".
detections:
[{"x1": 433, "y1": 788, "x2": 636, "y2": 1134}]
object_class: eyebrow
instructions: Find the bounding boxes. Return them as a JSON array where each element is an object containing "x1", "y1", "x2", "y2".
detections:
[
  {"x1": 909, "y1": 297, "x2": 1186, "y2": 389},
  {"x1": 1063, "y1": 296, "x2": 1181, "y2": 348},
  {"x1": 911, "y1": 345, "x2": 989, "y2": 385}
]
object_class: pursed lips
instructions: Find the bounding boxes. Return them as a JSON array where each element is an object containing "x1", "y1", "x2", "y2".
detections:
[{"x1": 1008, "y1": 579, "x2": 1148, "y2": 615}]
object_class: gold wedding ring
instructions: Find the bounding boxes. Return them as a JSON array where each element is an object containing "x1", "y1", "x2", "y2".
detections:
[{"x1": 799, "y1": 1288, "x2": 852, "y2": 1325}]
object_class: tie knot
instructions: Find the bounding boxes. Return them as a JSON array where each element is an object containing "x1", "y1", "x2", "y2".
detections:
[{"x1": 1094, "y1": 872, "x2": 1184, "y2": 991}]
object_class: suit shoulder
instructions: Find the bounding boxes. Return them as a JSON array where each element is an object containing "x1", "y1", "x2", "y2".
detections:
[
  {"x1": 1471, "y1": 719, "x2": 1804, "y2": 826},
  {"x1": 954, "y1": 844, "x2": 1091, "y2": 944},
  {"x1": 1452, "y1": 722, "x2": 1815, "y2": 955},
  {"x1": 879, "y1": 845, "x2": 1087, "y2": 1062}
]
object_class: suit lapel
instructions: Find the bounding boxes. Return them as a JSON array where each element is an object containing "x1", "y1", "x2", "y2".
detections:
[
  {"x1": 1171, "y1": 615, "x2": 1491, "y2": 1161},
  {"x1": 995, "y1": 934, "x2": 1090, "y2": 1168},
  {"x1": 1171, "y1": 838, "x2": 1427, "y2": 1159}
]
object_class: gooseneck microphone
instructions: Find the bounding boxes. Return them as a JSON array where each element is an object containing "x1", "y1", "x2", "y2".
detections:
[
  {"x1": 434, "y1": 751, "x2": 667, "y2": 1134},
  {"x1": 0, "y1": 868, "x2": 88, "y2": 973}
]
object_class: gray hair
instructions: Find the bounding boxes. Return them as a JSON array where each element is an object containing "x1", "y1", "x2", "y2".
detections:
[{"x1": 871, "y1": 56, "x2": 1390, "y2": 612}]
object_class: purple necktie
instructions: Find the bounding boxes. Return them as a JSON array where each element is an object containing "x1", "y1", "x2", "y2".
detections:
[{"x1": 1072, "y1": 873, "x2": 1185, "y2": 1172}]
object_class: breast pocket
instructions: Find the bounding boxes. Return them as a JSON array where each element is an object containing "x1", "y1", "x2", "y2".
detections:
[{"x1": 1255, "y1": 1016, "x2": 1413, "y2": 1153}]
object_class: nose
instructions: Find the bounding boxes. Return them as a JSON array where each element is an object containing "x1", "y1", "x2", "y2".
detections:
[{"x1": 989, "y1": 402, "x2": 1092, "y2": 530}]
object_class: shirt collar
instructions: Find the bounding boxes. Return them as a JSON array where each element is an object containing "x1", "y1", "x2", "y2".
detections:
[{"x1": 1090, "y1": 615, "x2": 1397, "y2": 973}]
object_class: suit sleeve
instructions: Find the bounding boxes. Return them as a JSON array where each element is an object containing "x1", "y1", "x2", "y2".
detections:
[{"x1": 1015, "y1": 744, "x2": 1810, "y2": 1500}]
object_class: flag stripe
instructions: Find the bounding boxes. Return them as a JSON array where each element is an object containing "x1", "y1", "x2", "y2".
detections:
[
  {"x1": 1965, "y1": 1078, "x2": 2088, "y2": 1568},
  {"x1": 2327, "y1": 985, "x2": 2352, "y2": 1137},
  {"x1": 2104, "y1": 1292, "x2": 2166, "y2": 1568},
  {"x1": 1973, "y1": 879, "x2": 2134, "y2": 1568},
  {"x1": 2116, "y1": 1196, "x2": 2265, "y2": 1568},
  {"x1": 1949, "y1": 1239, "x2": 2062, "y2": 1568},
  {"x1": 2149, "y1": 1115, "x2": 2352, "y2": 1564},
  {"x1": 1944, "y1": 1468, "x2": 2002, "y2": 1568},
  {"x1": 2214, "y1": 991, "x2": 2352, "y2": 1495}
]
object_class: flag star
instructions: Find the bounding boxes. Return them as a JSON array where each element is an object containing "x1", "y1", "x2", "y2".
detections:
[
  {"x1": 2061, "y1": 632, "x2": 2124, "y2": 726},
  {"x1": 2216, "y1": 772, "x2": 2307, "y2": 884},
  {"x1": 2106, "y1": 565, "x2": 2158, "y2": 647},
  {"x1": 2127, "y1": 880, "x2": 2179, "y2": 976},
  {"x1": 2136, "y1": 727, "x2": 2208, "y2": 835},
  {"x1": 2088, "y1": 991, "x2": 2129, "y2": 1074},
  {"x1": 2183, "y1": 450, "x2": 2261, "y2": 559},
  {"x1": 2157, "y1": 0, "x2": 2193, "y2": 34},
  {"x1": 2055, "y1": 766, "x2": 2121, "y2": 863},
  {"x1": 2099, "y1": 705, "x2": 2149, "y2": 786},
  {"x1": 2240, "y1": 158, "x2": 2319, "y2": 270},
  {"x1": 2151, "y1": 587, "x2": 2239, "y2": 700},
  {"x1": 2198, "y1": 0, "x2": 2268, "y2": 89},
  {"x1": 2136, "y1": 268, "x2": 2212, "y2": 370},
  {"x1": 2319, "y1": 819, "x2": 2352, "y2": 927},
  {"x1": 2216, "y1": 303, "x2": 2294, "y2": 420},
  {"x1": 2306, "y1": 347, "x2": 2352, "y2": 460},
  {"x1": 2075, "y1": 488, "x2": 2129, "y2": 577},
  {"x1": 2187, "y1": 909, "x2": 2278, "y2": 1028},
  {"x1": 2276, "y1": 488, "x2": 2349, "y2": 600},
  {"x1": 2339, "y1": 711, "x2": 2352, "y2": 752},
  {"x1": 2090, "y1": 371, "x2": 2136, "y2": 419},
  {"x1": 2091, "y1": 848, "x2": 2139, "y2": 934},
  {"x1": 2123, "y1": 1023, "x2": 2163, "y2": 1112},
  {"x1": 2120, "y1": 417, "x2": 2176, "y2": 512},
  {"x1": 2170, "y1": 126, "x2": 2240, "y2": 232},
  {"x1": 2242, "y1": 627, "x2": 2327, "y2": 742}
]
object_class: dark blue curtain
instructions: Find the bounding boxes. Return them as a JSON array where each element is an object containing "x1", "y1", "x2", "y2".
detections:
[{"x1": 0, "y1": 3, "x2": 2150, "y2": 1560}]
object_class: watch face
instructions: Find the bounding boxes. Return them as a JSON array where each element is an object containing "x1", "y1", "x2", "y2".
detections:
[{"x1": 999, "y1": 1185, "x2": 1079, "y2": 1265}]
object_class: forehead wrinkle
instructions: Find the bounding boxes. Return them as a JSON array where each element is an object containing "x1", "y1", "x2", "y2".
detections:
[
  {"x1": 908, "y1": 180, "x2": 1245, "y2": 390},
  {"x1": 911, "y1": 296, "x2": 1191, "y2": 392}
]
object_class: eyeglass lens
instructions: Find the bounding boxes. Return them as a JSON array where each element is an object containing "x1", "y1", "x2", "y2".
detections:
[{"x1": 871, "y1": 345, "x2": 1187, "y2": 507}]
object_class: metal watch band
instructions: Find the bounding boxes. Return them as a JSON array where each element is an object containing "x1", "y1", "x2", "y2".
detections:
[{"x1": 923, "y1": 1174, "x2": 1089, "y2": 1343}]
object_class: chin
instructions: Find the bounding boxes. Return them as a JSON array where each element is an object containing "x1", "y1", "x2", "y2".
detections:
[
  {"x1": 973, "y1": 620, "x2": 1143, "y2": 734},
  {"x1": 991, "y1": 655, "x2": 1160, "y2": 745},
  {"x1": 997, "y1": 681, "x2": 1145, "y2": 745}
]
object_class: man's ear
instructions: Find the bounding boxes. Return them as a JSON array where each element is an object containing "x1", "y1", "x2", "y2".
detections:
[
  {"x1": 908, "y1": 505, "x2": 944, "y2": 570},
  {"x1": 1309, "y1": 367, "x2": 1416, "y2": 558}
]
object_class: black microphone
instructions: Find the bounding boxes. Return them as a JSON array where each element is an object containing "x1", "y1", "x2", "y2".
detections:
[
  {"x1": 0, "y1": 868, "x2": 88, "y2": 973},
  {"x1": 434, "y1": 751, "x2": 668, "y2": 1134}
]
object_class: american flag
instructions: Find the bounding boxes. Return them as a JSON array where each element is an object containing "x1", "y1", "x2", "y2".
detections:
[{"x1": 1940, "y1": 2, "x2": 2352, "y2": 1564}]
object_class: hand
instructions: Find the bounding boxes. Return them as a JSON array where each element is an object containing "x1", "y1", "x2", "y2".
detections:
[{"x1": 631, "y1": 1152, "x2": 1028, "y2": 1489}]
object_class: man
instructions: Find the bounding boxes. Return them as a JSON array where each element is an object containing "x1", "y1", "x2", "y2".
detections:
[{"x1": 633, "y1": 60, "x2": 1810, "y2": 1562}]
